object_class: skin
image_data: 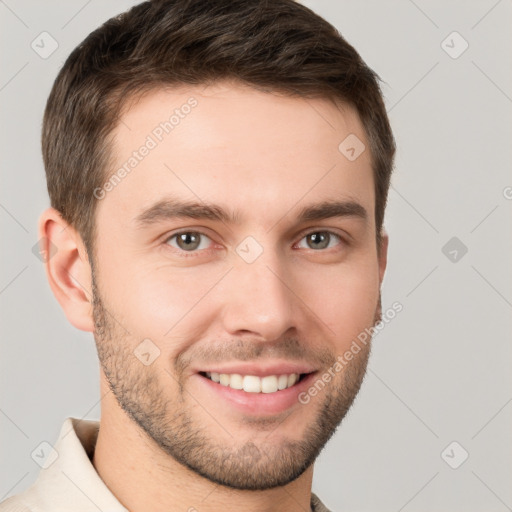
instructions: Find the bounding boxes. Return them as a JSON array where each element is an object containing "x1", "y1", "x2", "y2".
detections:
[{"x1": 40, "y1": 81, "x2": 388, "y2": 512}]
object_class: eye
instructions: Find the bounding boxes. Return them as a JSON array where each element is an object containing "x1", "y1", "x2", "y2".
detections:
[
  {"x1": 296, "y1": 231, "x2": 343, "y2": 250},
  {"x1": 165, "y1": 231, "x2": 213, "y2": 252}
]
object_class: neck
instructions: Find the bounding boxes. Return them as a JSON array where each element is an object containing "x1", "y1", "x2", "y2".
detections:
[{"x1": 92, "y1": 377, "x2": 314, "y2": 512}]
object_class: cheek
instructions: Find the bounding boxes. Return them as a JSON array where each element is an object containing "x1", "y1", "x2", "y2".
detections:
[
  {"x1": 297, "y1": 259, "x2": 380, "y2": 344},
  {"x1": 103, "y1": 262, "x2": 227, "y2": 343}
]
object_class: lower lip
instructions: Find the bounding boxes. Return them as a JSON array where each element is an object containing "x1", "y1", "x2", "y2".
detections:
[{"x1": 196, "y1": 372, "x2": 318, "y2": 416}]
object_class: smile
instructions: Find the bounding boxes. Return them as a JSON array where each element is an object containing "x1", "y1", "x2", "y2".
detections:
[{"x1": 201, "y1": 371, "x2": 307, "y2": 393}]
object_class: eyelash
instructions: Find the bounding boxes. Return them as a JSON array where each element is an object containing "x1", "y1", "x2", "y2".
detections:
[{"x1": 164, "y1": 229, "x2": 347, "y2": 256}]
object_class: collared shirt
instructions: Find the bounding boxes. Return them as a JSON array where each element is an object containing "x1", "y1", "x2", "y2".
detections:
[{"x1": 0, "y1": 418, "x2": 332, "y2": 512}]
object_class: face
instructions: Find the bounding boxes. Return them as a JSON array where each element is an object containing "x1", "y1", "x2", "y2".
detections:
[{"x1": 91, "y1": 81, "x2": 385, "y2": 490}]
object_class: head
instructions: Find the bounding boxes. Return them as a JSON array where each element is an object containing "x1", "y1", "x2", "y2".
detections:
[{"x1": 40, "y1": 0, "x2": 395, "y2": 491}]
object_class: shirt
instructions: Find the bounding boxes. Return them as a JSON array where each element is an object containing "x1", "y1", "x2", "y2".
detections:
[{"x1": 0, "y1": 418, "x2": 332, "y2": 512}]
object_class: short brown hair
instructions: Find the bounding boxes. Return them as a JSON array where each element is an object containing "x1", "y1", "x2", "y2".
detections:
[{"x1": 42, "y1": 0, "x2": 395, "y2": 254}]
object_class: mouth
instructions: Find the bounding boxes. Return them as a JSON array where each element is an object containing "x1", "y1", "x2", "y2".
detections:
[
  {"x1": 199, "y1": 371, "x2": 311, "y2": 394},
  {"x1": 195, "y1": 367, "x2": 318, "y2": 416}
]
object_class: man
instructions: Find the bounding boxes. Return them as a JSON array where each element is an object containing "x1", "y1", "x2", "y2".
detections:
[{"x1": 1, "y1": 0, "x2": 395, "y2": 510}]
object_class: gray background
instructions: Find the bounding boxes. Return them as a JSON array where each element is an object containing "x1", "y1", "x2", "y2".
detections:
[{"x1": 1, "y1": 1, "x2": 511, "y2": 510}]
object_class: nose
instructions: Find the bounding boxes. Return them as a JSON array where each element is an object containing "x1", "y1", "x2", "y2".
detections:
[{"x1": 219, "y1": 251, "x2": 298, "y2": 342}]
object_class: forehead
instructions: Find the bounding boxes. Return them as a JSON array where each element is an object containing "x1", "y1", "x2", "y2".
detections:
[{"x1": 99, "y1": 81, "x2": 374, "y2": 229}]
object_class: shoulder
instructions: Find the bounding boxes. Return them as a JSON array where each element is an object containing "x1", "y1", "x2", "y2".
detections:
[
  {"x1": 311, "y1": 492, "x2": 333, "y2": 512},
  {"x1": 0, "y1": 495, "x2": 34, "y2": 512}
]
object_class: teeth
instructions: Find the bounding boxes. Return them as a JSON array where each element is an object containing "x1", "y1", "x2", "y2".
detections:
[
  {"x1": 243, "y1": 375, "x2": 261, "y2": 393},
  {"x1": 288, "y1": 374, "x2": 298, "y2": 387},
  {"x1": 205, "y1": 372, "x2": 301, "y2": 393},
  {"x1": 229, "y1": 373, "x2": 243, "y2": 390},
  {"x1": 261, "y1": 375, "x2": 278, "y2": 393},
  {"x1": 278, "y1": 374, "x2": 288, "y2": 390}
]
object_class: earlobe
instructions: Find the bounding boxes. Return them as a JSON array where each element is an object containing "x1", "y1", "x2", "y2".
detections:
[{"x1": 38, "y1": 207, "x2": 94, "y2": 332}]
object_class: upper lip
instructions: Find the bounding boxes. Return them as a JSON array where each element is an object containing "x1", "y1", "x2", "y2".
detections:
[{"x1": 197, "y1": 361, "x2": 317, "y2": 377}]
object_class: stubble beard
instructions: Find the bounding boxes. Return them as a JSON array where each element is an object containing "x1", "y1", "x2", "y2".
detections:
[{"x1": 91, "y1": 273, "x2": 377, "y2": 490}]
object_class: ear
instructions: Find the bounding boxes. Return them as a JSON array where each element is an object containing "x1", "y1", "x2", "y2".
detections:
[
  {"x1": 38, "y1": 207, "x2": 94, "y2": 332},
  {"x1": 373, "y1": 230, "x2": 389, "y2": 325},
  {"x1": 378, "y1": 229, "x2": 389, "y2": 286}
]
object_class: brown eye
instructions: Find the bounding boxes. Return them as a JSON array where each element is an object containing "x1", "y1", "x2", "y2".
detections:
[{"x1": 166, "y1": 231, "x2": 211, "y2": 252}]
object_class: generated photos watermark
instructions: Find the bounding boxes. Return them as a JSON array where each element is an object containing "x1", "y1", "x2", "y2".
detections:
[
  {"x1": 93, "y1": 97, "x2": 198, "y2": 200},
  {"x1": 298, "y1": 301, "x2": 403, "y2": 405}
]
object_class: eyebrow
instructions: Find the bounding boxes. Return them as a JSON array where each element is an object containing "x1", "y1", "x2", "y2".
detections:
[
  {"x1": 296, "y1": 200, "x2": 367, "y2": 223},
  {"x1": 134, "y1": 197, "x2": 368, "y2": 228},
  {"x1": 135, "y1": 198, "x2": 239, "y2": 226}
]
